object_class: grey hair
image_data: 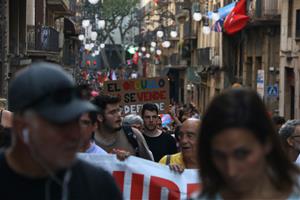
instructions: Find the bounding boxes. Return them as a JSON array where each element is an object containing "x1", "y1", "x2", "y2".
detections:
[
  {"x1": 123, "y1": 114, "x2": 144, "y2": 126},
  {"x1": 279, "y1": 120, "x2": 300, "y2": 139}
]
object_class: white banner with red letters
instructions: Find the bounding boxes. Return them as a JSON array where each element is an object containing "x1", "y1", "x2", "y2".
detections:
[{"x1": 78, "y1": 154, "x2": 201, "y2": 200}]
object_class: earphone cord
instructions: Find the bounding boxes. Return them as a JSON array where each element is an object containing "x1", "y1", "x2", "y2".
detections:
[{"x1": 44, "y1": 168, "x2": 72, "y2": 200}]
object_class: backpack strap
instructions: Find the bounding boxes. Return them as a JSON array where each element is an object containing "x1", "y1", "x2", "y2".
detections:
[
  {"x1": 166, "y1": 155, "x2": 171, "y2": 165},
  {"x1": 122, "y1": 126, "x2": 139, "y2": 156}
]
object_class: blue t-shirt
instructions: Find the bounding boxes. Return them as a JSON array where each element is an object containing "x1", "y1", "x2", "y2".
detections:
[{"x1": 85, "y1": 142, "x2": 108, "y2": 155}]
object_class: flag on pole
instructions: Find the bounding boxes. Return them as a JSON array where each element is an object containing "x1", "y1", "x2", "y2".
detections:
[
  {"x1": 211, "y1": 19, "x2": 224, "y2": 32},
  {"x1": 224, "y1": 0, "x2": 249, "y2": 35}
]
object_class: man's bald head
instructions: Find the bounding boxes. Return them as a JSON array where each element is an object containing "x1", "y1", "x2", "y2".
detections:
[{"x1": 181, "y1": 118, "x2": 201, "y2": 132}]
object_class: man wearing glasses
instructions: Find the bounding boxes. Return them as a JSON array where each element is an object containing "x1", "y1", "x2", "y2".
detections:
[
  {"x1": 279, "y1": 120, "x2": 300, "y2": 162},
  {"x1": 141, "y1": 103, "x2": 177, "y2": 162},
  {"x1": 92, "y1": 95, "x2": 153, "y2": 161},
  {"x1": 78, "y1": 112, "x2": 107, "y2": 154}
]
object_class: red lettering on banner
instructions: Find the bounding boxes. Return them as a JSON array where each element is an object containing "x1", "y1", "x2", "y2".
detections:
[
  {"x1": 187, "y1": 183, "x2": 201, "y2": 199},
  {"x1": 112, "y1": 171, "x2": 125, "y2": 193},
  {"x1": 130, "y1": 173, "x2": 144, "y2": 200},
  {"x1": 149, "y1": 176, "x2": 180, "y2": 200},
  {"x1": 136, "y1": 91, "x2": 167, "y2": 102}
]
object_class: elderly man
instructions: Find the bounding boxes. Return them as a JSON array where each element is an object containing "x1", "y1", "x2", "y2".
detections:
[
  {"x1": 159, "y1": 118, "x2": 201, "y2": 172},
  {"x1": 0, "y1": 62, "x2": 122, "y2": 199},
  {"x1": 279, "y1": 119, "x2": 300, "y2": 162}
]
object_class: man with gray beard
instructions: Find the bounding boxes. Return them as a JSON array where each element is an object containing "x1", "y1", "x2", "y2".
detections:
[{"x1": 92, "y1": 95, "x2": 153, "y2": 160}]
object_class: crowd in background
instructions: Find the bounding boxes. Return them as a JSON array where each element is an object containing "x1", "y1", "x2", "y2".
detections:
[{"x1": 1, "y1": 62, "x2": 300, "y2": 199}]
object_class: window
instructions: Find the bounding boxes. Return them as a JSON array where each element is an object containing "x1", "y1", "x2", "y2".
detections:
[{"x1": 296, "y1": 9, "x2": 300, "y2": 38}]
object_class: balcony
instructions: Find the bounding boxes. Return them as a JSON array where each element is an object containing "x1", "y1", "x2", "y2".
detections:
[
  {"x1": 248, "y1": 0, "x2": 281, "y2": 25},
  {"x1": 47, "y1": 0, "x2": 72, "y2": 15},
  {"x1": 27, "y1": 25, "x2": 60, "y2": 53}
]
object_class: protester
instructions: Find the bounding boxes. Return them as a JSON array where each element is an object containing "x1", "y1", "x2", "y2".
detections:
[
  {"x1": 92, "y1": 95, "x2": 153, "y2": 160},
  {"x1": 78, "y1": 112, "x2": 107, "y2": 154},
  {"x1": 0, "y1": 62, "x2": 122, "y2": 199},
  {"x1": 122, "y1": 114, "x2": 144, "y2": 132},
  {"x1": 141, "y1": 103, "x2": 177, "y2": 162},
  {"x1": 279, "y1": 120, "x2": 300, "y2": 162},
  {"x1": 195, "y1": 89, "x2": 300, "y2": 199},
  {"x1": 159, "y1": 118, "x2": 200, "y2": 173},
  {"x1": 272, "y1": 115, "x2": 286, "y2": 133}
]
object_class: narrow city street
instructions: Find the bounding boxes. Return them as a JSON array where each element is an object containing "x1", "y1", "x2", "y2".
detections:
[{"x1": 1, "y1": 0, "x2": 300, "y2": 200}]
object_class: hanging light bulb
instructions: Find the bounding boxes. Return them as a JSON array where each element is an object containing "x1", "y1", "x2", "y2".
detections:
[
  {"x1": 156, "y1": 30, "x2": 164, "y2": 38},
  {"x1": 94, "y1": 50, "x2": 100, "y2": 55},
  {"x1": 78, "y1": 34, "x2": 85, "y2": 41},
  {"x1": 162, "y1": 41, "x2": 171, "y2": 48},
  {"x1": 91, "y1": 52, "x2": 96, "y2": 57},
  {"x1": 90, "y1": 32, "x2": 98, "y2": 41},
  {"x1": 141, "y1": 47, "x2": 146, "y2": 52},
  {"x1": 150, "y1": 47, "x2": 155, "y2": 52},
  {"x1": 146, "y1": 53, "x2": 151, "y2": 58},
  {"x1": 97, "y1": 19, "x2": 105, "y2": 29},
  {"x1": 202, "y1": 24, "x2": 211, "y2": 35},
  {"x1": 170, "y1": 30, "x2": 178, "y2": 38},
  {"x1": 85, "y1": 44, "x2": 92, "y2": 51},
  {"x1": 151, "y1": 42, "x2": 157, "y2": 47},
  {"x1": 193, "y1": 12, "x2": 202, "y2": 22},
  {"x1": 156, "y1": 49, "x2": 162, "y2": 55},
  {"x1": 82, "y1": 20, "x2": 90, "y2": 28},
  {"x1": 88, "y1": 0, "x2": 99, "y2": 4},
  {"x1": 138, "y1": 52, "x2": 143, "y2": 56},
  {"x1": 100, "y1": 43, "x2": 105, "y2": 49}
]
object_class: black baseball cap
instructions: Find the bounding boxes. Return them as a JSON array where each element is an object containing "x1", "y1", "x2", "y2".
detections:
[{"x1": 8, "y1": 62, "x2": 97, "y2": 123}]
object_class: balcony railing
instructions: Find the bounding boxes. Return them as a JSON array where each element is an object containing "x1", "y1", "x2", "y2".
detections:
[
  {"x1": 27, "y1": 25, "x2": 59, "y2": 52},
  {"x1": 47, "y1": 0, "x2": 70, "y2": 12},
  {"x1": 250, "y1": 0, "x2": 281, "y2": 19},
  {"x1": 197, "y1": 48, "x2": 211, "y2": 66}
]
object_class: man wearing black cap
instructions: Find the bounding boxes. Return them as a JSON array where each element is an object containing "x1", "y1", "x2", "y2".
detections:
[{"x1": 0, "y1": 62, "x2": 122, "y2": 200}]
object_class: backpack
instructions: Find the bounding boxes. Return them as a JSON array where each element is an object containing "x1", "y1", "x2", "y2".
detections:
[{"x1": 122, "y1": 126, "x2": 139, "y2": 156}]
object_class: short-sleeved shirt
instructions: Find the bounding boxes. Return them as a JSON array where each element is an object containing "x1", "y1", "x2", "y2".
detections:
[
  {"x1": 143, "y1": 132, "x2": 178, "y2": 162},
  {"x1": 159, "y1": 152, "x2": 185, "y2": 168}
]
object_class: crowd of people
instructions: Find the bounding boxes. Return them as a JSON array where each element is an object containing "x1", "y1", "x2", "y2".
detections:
[{"x1": 0, "y1": 62, "x2": 300, "y2": 199}]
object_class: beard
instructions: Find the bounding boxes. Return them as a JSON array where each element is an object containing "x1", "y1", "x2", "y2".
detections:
[{"x1": 103, "y1": 117, "x2": 122, "y2": 132}]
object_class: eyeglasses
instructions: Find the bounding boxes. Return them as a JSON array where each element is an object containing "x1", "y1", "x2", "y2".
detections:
[
  {"x1": 105, "y1": 107, "x2": 123, "y2": 116},
  {"x1": 79, "y1": 119, "x2": 92, "y2": 127}
]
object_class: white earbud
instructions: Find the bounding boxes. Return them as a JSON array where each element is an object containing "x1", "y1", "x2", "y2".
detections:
[{"x1": 22, "y1": 128, "x2": 30, "y2": 144}]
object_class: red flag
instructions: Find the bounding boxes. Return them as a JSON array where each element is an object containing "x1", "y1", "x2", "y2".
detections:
[{"x1": 224, "y1": 0, "x2": 249, "y2": 35}]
